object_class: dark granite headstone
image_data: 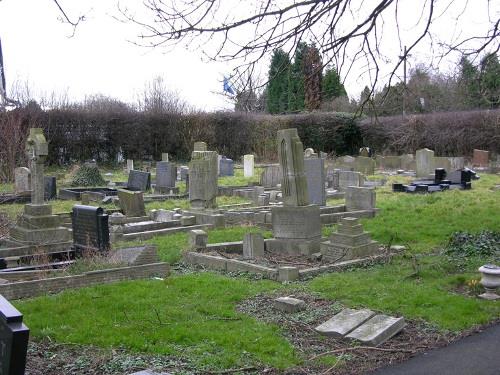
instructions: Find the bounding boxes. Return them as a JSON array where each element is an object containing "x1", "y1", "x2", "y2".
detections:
[
  {"x1": 44, "y1": 176, "x2": 57, "y2": 200},
  {"x1": 127, "y1": 170, "x2": 151, "y2": 192},
  {"x1": 71, "y1": 205, "x2": 110, "y2": 252},
  {"x1": 156, "y1": 162, "x2": 177, "y2": 191},
  {"x1": 219, "y1": 157, "x2": 234, "y2": 177},
  {"x1": 0, "y1": 295, "x2": 30, "y2": 375},
  {"x1": 434, "y1": 168, "x2": 446, "y2": 183}
]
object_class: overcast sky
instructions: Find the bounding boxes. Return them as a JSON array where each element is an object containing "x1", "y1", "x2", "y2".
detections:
[{"x1": 0, "y1": 0, "x2": 496, "y2": 111}]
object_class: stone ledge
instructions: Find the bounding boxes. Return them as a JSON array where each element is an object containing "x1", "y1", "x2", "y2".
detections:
[{"x1": 0, "y1": 262, "x2": 170, "y2": 300}]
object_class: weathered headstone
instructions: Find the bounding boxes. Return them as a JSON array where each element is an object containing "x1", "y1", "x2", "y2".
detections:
[
  {"x1": 338, "y1": 170, "x2": 363, "y2": 190},
  {"x1": 472, "y1": 149, "x2": 489, "y2": 167},
  {"x1": 161, "y1": 153, "x2": 169, "y2": 162},
  {"x1": 9, "y1": 128, "x2": 71, "y2": 244},
  {"x1": 274, "y1": 297, "x2": 306, "y2": 313},
  {"x1": 434, "y1": 157, "x2": 452, "y2": 171},
  {"x1": 126, "y1": 159, "x2": 134, "y2": 173},
  {"x1": 179, "y1": 166, "x2": 189, "y2": 181},
  {"x1": 0, "y1": 295, "x2": 30, "y2": 375},
  {"x1": 304, "y1": 148, "x2": 317, "y2": 158},
  {"x1": 345, "y1": 186, "x2": 376, "y2": 211},
  {"x1": 188, "y1": 229, "x2": 207, "y2": 249},
  {"x1": 335, "y1": 155, "x2": 356, "y2": 171},
  {"x1": 118, "y1": 189, "x2": 146, "y2": 217},
  {"x1": 400, "y1": 154, "x2": 415, "y2": 170},
  {"x1": 243, "y1": 232, "x2": 265, "y2": 258},
  {"x1": 304, "y1": 157, "x2": 326, "y2": 205},
  {"x1": 14, "y1": 167, "x2": 31, "y2": 194},
  {"x1": 278, "y1": 128, "x2": 308, "y2": 206},
  {"x1": 219, "y1": 157, "x2": 234, "y2": 177},
  {"x1": 315, "y1": 308, "x2": 375, "y2": 338},
  {"x1": 416, "y1": 148, "x2": 435, "y2": 177},
  {"x1": 44, "y1": 176, "x2": 57, "y2": 200},
  {"x1": 72, "y1": 205, "x2": 110, "y2": 252},
  {"x1": 243, "y1": 154, "x2": 254, "y2": 177},
  {"x1": 260, "y1": 164, "x2": 282, "y2": 188},
  {"x1": 155, "y1": 161, "x2": 177, "y2": 193},
  {"x1": 127, "y1": 170, "x2": 151, "y2": 192},
  {"x1": 189, "y1": 148, "x2": 218, "y2": 209}
]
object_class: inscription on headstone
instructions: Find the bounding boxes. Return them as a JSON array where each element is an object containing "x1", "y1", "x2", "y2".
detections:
[
  {"x1": 72, "y1": 205, "x2": 110, "y2": 252},
  {"x1": 0, "y1": 295, "x2": 30, "y2": 375}
]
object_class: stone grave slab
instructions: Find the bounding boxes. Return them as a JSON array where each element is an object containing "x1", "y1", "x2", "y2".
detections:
[
  {"x1": 14, "y1": 167, "x2": 31, "y2": 194},
  {"x1": 346, "y1": 314, "x2": 405, "y2": 346},
  {"x1": 118, "y1": 189, "x2": 146, "y2": 217},
  {"x1": 274, "y1": 297, "x2": 306, "y2": 313},
  {"x1": 315, "y1": 308, "x2": 375, "y2": 338},
  {"x1": 0, "y1": 295, "x2": 30, "y2": 375}
]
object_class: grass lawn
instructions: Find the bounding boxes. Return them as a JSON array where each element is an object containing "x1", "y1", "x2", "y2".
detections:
[{"x1": 3, "y1": 168, "x2": 500, "y2": 372}]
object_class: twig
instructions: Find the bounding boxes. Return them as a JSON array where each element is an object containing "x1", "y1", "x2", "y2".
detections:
[
  {"x1": 203, "y1": 366, "x2": 257, "y2": 374},
  {"x1": 309, "y1": 346, "x2": 414, "y2": 360}
]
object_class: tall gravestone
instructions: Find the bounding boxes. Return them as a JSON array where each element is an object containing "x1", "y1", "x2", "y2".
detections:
[
  {"x1": 271, "y1": 129, "x2": 321, "y2": 254},
  {"x1": 189, "y1": 144, "x2": 218, "y2": 209},
  {"x1": 14, "y1": 167, "x2": 31, "y2": 194},
  {"x1": 161, "y1": 153, "x2": 169, "y2": 162},
  {"x1": 72, "y1": 205, "x2": 110, "y2": 252},
  {"x1": 0, "y1": 295, "x2": 30, "y2": 375},
  {"x1": 472, "y1": 149, "x2": 489, "y2": 167},
  {"x1": 416, "y1": 148, "x2": 435, "y2": 177},
  {"x1": 126, "y1": 159, "x2": 134, "y2": 173},
  {"x1": 243, "y1": 154, "x2": 254, "y2": 177},
  {"x1": 219, "y1": 157, "x2": 234, "y2": 177},
  {"x1": 155, "y1": 161, "x2": 176, "y2": 193},
  {"x1": 9, "y1": 128, "x2": 71, "y2": 244},
  {"x1": 304, "y1": 157, "x2": 326, "y2": 205}
]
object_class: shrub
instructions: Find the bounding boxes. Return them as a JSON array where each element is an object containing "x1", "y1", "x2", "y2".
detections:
[{"x1": 70, "y1": 166, "x2": 106, "y2": 187}]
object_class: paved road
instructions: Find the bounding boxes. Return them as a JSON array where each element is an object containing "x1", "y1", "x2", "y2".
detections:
[{"x1": 370, "y1": 323, "x2": 500, "y2": 375}]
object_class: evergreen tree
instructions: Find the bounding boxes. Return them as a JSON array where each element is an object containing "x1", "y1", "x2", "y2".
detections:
[
  {"x1": 287, "y1": 42, "x2": 307, "y2": 112},
  {"x1": 322, "y1": 66, "x2": 347, "y2": 100},
  {"x1": 458, "y1": 56, "x2": 482, "y2": 108},
  {"x1": 479, "y1": 53, "x2": 500, "y2": 108},
  {"x1": 303, "y1": 45, "x2": 322, "y2": 111},
  {"x1": 266, "y1": 49, "x2": 291, "y2": 114}
]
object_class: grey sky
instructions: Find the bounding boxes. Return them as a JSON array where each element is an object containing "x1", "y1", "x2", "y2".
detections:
[{"x1": 0, "y1": 0, "x2": 496, "y2": 111}]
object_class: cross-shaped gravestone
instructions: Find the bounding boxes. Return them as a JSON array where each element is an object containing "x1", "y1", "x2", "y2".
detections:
[{"x1": 25, "y1": 128, "x2": 48, "y2": 205}]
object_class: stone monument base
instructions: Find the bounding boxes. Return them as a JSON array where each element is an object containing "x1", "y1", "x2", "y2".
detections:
[
  {"x1": 9, "y1": 204, "x2": 71, "y2": 244},
  {"x1": 270, "y1": 204, "x2": 321, "y2": 255},
  {"x1": 320, "y1": 217, "x2": 379, "y2": 262}
]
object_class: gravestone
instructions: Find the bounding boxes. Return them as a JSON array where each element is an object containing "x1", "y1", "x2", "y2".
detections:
[
  {"x1": 155, "y1": 162, "x2": 176, "y2": 193},
  {"x1": 416, "y1": 148, "x2": 435, "y2": 177},
  {"x1": 118, "y1": 189, "x2": 146, "y2": 217},
  {"x1": 335, "y1": 155, "x2": 356, "y2": 171},
  {"x1": 126, "y1": 159, "x2": 134, "y2": 173},
  {"x1": 72, "y1": 205, "x2": 110, "y2": 252},
  {"x1": 193, "y1": 141, "x2": 207, "y2": 152},
  {"x1": 219, "y1": 157, "x2": 234, "y2": 177},
  {"x1": 355, "y1": 156, "x2": 375, "y2": 175},
  {"x1": 243, "y1": 233, "x2": 265, "y2": 258},
  {"x1": 271, "y1": 129, "x2": 321, "y2": 253},
  {"x1": 161, "y1": 153, "x2": 169, "y2": 162},
  {"x1": 434, "y1": 157, "x2": 452, "y2": 171},
  {"x1": 277, "y1": 128, "x2": 308, "y2": 206},
  {"x1": 44, "y1": 176, "x2": 57, "y2": 200},
  {"x1": 472, "y1": 149, "x2": 489, "y2": 167},
  {"x1": 189, "y1": 148, "x2": 218, "y2": 209},
  {"x1": 338, "y1": 170, "x2": 363, "y2": 190},
  {"x1": 345, "y1": 186, "x2": 376, "y2": 211},
  {"x1": 304, "y1": 148, "x2": 317, "y2": 158},
  {"x1": 260, "y1": 164, "x2": 282, "y2": 187},
  {"x1": 127, "y1": 170, "x2": 151, "y2": 192},
  {"x1": 0, "y1": 295, "x2": 30, "y2": 375},
  {"x1": 10, "y1": 128, "x2": 71, "y2": 244},
  {"x1": 449, "y1": 157, "x2": 465, "y2": 170},
  {"x1": 243, "y1": 154, "x2": 254, "y2": 177},
  {"x1": 14, "y1": 167, "x2": 31, "y2": 194},
  {"x1": 304, "y1": 157, "x2": 326, "y2": 205}
]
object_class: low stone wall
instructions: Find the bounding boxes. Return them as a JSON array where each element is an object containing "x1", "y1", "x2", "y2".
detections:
[{"x1": 0, "y1": 262, "x2": 170, "y2": 300}]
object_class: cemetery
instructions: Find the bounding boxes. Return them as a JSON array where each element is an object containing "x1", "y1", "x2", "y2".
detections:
[{"x1": 0, "y1": 123, "x2": 497, "y2": 375}]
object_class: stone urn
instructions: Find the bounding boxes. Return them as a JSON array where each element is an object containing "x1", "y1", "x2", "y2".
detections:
[{"x1": 478, "y1": 264, "x2": 500, "y2": 300}]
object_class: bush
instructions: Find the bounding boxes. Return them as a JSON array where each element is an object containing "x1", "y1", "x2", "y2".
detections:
[
  {"x1": 70, "y1": 166, "x2": 106, "y2": 187},
  {"x1": 445, "y1": 231, "x2": 500, "y2": 258}
]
